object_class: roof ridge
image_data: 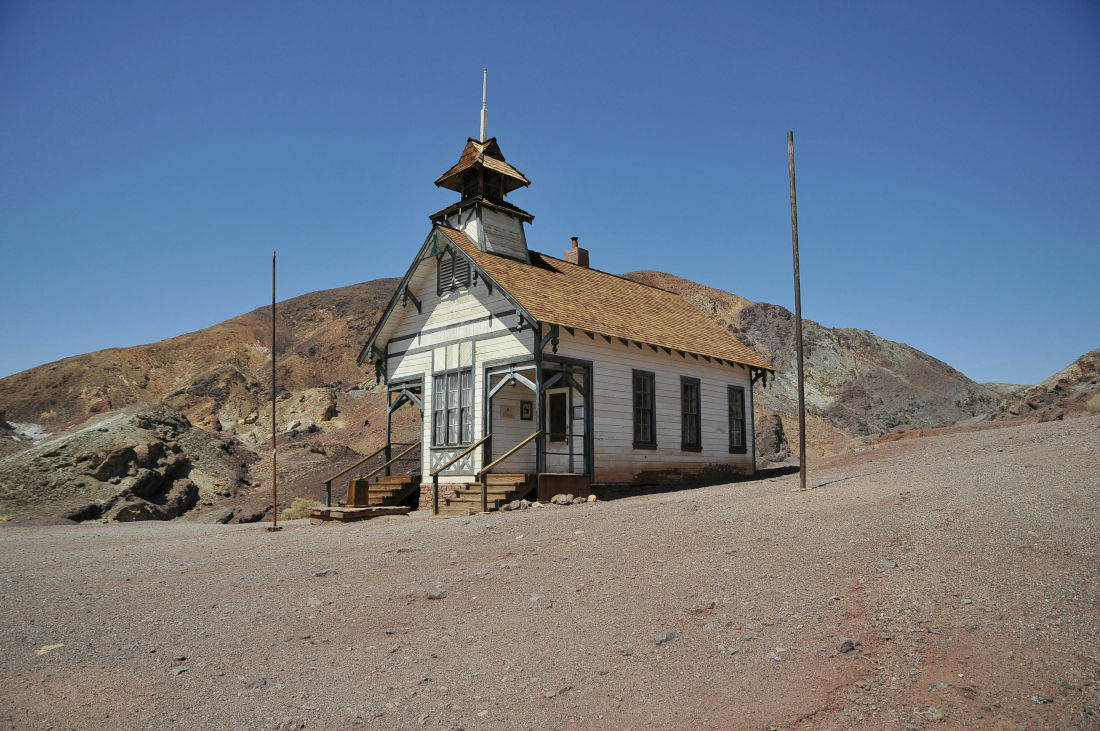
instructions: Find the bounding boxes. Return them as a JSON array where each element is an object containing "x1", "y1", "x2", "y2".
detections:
[{"x1": 528, "y1": 249, "x2": 685, "y2": 298}]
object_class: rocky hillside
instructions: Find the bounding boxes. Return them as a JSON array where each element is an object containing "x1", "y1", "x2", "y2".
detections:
[
  {"x1": 624, "y1": 272, "x2": 1002, "y2": 450},
  {"x1": 988, "y1": 348, "x2": 1100, "y2": 422},
  {"x1": 0, "y1": 269, "x2": 1020, "y2": 520}
]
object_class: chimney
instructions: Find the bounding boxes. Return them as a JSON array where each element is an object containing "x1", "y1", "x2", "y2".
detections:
[{"x1": 563, "y1": 236, "x2": 589, "y2": 268}]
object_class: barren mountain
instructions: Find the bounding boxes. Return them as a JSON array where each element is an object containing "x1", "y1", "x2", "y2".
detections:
[
  {"x1": 624, "y1": 271, "x2": 1002, "y2": 451},
  {"x1": 988, "y1": 348, "x2": 1100, "y2": 423},
  {"x1": 0, "y1": 270, "x2": 1017, "y2": 521}
]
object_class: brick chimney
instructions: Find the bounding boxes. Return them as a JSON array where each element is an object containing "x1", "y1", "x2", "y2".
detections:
[{"x1": 563, "y1": 236, "x2": 589, "y2": 268}]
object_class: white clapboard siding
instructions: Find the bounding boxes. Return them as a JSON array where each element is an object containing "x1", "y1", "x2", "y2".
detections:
[
  {"x1": 483, "y1": 377, "x2": 538, "y2": 474},
  {"x1": 554, "y1": 329, "x2": 754, "y2": 482}
]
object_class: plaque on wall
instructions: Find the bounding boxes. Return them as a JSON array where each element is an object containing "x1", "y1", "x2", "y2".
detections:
[
  {"x1": 520, "y1": 400, "x2": 533, "y2": 420},
  {"x1": 500, "y1": 405, "x2": 517, "y2": 419}
]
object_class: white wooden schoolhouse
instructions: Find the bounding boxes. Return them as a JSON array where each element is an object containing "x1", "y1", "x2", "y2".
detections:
[{"x1": 354, "y1": 106, "x2": 773, "y2": 515}]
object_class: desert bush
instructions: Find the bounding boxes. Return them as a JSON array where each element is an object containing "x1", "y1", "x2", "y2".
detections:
[
  {"x1": 1086, "y1": 393, "x2": 1100, "y2": 415},
  {"x1": 280, "y1": 497, "x2": 323, "y2": 521}
]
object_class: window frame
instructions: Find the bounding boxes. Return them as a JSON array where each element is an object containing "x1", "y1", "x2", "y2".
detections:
[
  {"x1": 728, "y1": 385, "x2": 747, "y2": 453},
  {"x1": 680, "y1": 376, "x2": 702, "y2": 452},
  {"x1": 432, "y1": 367, "x2": 474, "y2": 447},
  {"x1": 632, "y1": 369, "x2": 657, "y2": 450}
]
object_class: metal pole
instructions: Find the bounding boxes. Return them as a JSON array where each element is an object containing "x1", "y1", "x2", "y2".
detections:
[
  {"x1": 269, "y1": 250, "x2": 281, "y2": 530},
  {"x1": 788, "y1": 132, "x2": 807, "y2": 491}
]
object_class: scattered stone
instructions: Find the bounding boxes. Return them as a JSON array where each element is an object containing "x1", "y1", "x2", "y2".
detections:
[
  {"x1": 244, "y1": 678, "x2": 267, "y2": 689},
  {"x1": 544, "y1": 691, "x2": 556, "y2": 699},
  {"x1": 876, "y1": 560, "x2": 898, "y2": 571},
  {"x1": 587, "y1": 494, "x2": 598, "y2": 502},
  {"x1": 767, "y1": 650, "x2": 782, "y2": 661},
  {"x1": 656, "y1": 631, "x2": 679, "y2": 645},
  {"x1": 311, "y1": 568, "x2": 336, "y2": 577},
  {"x1": 835, "y1": 636, "x2": 859, "y2": 653},
  {"x1": 702, "y1": 622, "x2": 717, "y2": 631},
  {"x1": 500, "y1": 561, "x2": 520, "y2": 569},
  {"x1": 914, "y1": 706, "x2": 946, "y2": 722},
  {"x1": 171, "y1": 666, "x2": 189, "y2": 676},
  {"x1": 530, "y1": 594, "x2": 553, "y2": 608},
  {"x1": 725, "y1": 647, "x2": 740, "y2": 655},
  {"x1": 572, "y1": 496, "x2": 586, "y2": 505},
  {"x1": 1031, "y1": 694, "x2": 1053, "y2": 704},
  {"x1": 930, "y1": 682, "x2": 953, "y2": 692},
  {"x1": 476, "y1": 710, "x2": 488, "y2": 717},
  {"x1": 829, "y1": 595, "x2": 841, "y2": 601},
  {"x1": 962, "y1": 598, "x2": 973, "y2": 605},
  {"x1": 427, "y1": 588, "x2": 446, "y2": 600}
]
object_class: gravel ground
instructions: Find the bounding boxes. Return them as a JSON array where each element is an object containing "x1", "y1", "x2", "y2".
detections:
[{"x1": 1, "y1": 415, "x2": 1098, "y2": 730}]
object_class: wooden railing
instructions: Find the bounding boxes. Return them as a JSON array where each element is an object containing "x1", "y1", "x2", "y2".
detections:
[
  {"x1": 429, "y1": 434, "x2": 491, "y2": 515},
  {"x1": 476, "y1": 430, "x2": 542, "y2": 513},
  {"x1": 320, "y1": 442, "x2": 420, "y2": 507},
  {"x1": 360, "y1": 441, "x2": 420, "y2": 483},
  {"x1": 322, "y1": 445, "x2": 387, "y2": 507}
]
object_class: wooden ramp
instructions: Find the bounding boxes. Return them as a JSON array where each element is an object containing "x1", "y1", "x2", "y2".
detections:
[{"x1": 308, "y1": 505, "x2": 411, "y2": 525}]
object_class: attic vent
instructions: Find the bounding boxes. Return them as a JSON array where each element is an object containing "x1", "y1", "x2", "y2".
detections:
[{"x1": 437, "y1": 249, "x2": 471, "y2": 293}]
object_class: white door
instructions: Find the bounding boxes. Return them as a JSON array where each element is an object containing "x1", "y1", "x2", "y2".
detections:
[{"x1": 545, "y1": 386, "x2": 585, "y2": 473}]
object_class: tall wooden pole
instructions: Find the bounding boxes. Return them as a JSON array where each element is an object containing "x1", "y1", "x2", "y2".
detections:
[
  {"x1": 270, "y1": 251, "x2": 281, "y2": 530},
  {"x1": 788, "y1": 131, "x2": 807, "y2": 491}
]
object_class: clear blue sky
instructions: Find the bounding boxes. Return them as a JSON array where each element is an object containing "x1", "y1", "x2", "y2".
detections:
[{"x1": 1, "y1": 1, "x2": 1097, "y2": 385}]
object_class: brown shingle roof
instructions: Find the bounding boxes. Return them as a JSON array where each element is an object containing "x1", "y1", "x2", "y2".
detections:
[
  {"x1": 434, "y1": 138, "x2": 530, "y2": 194},
  {"x1": 439, "y1": 227, "x2": 774, "y2": 371},
  {"x1": 429, "y1": 196, "x2": 534, "y2": 224}
]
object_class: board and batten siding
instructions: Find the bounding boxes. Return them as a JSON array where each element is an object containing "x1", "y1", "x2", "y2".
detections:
[
  {"x1": 553, "y1": 329, "x2": 755, "y2": 483},
  {"x1": 382, "y1": 255, "x2": 535, "y2": 482}
]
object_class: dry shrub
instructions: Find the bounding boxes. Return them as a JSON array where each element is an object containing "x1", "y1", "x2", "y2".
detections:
[
  {"x1": 1086, "y1": 393, "x2": 1100, "y2": 415},
  {"x1": 279, "y1": 497, "x2": 323, "y2": 521}
]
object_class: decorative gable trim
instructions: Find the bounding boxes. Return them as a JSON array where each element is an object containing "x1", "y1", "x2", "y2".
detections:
[{"x1": 356, "y1": 227, "x2": 539, "y2": 369}]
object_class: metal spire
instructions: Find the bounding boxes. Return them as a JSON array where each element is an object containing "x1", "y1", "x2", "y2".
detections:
[{"x1": 479, "y1": 68, "x2": 488, "y2": 142}]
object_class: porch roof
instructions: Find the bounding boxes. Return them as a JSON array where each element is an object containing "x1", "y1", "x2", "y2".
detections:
[{"x1": 439, "y1": 227, "x2": 774, "y2": 371}]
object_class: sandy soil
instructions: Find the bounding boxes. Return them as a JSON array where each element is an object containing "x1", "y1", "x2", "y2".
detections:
[{"x1": 1, "y1": 416, "x2": 1098, "y2": 730}]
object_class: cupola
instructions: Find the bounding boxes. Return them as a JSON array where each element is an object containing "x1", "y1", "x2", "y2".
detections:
[{"x1": 429, "y1": 70, "x2": 533, "y2": 262}]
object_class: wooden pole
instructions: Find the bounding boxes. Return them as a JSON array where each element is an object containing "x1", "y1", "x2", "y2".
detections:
[
  {"x1": 788, "y1": 131, "x2": 807, "y2": 491},
  {"x1": 269, "y1": 250, "x2": 281, "y2": 530}
]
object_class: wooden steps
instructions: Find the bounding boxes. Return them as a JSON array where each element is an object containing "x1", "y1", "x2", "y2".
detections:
[
  {"x1": 438, "y1": 474, "x2": 533, "y2": 516},
  {"x1": 308, "y1": 505, "x2": 411, "y2": 524},
  {"x1": 344, "y1": 474, "x2": 420, "y2": 509}
]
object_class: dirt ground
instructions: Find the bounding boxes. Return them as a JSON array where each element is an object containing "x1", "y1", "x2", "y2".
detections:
[{"x1": 1, "y1": 416, "x2": 1098, "y2": 730}]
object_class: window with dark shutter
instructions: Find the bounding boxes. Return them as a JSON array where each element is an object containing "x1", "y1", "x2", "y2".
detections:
[
  {"x1": 632, "y1": 370, "x2": 656, "y2": 449},
  {"x1": 681, "y1": 377, "x2": 701, "y2": 451},
  {"x1": 728, "y1": 385, "x2": 746, "y2": 452}
]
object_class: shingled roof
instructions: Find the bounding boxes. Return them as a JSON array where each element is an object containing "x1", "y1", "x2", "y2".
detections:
[
  {"x1": 434, "y1": 138, "x2": 530, "y2": 195},
  {"x1": 439, "y1": 227, "x2": 774, "y2": 371}
]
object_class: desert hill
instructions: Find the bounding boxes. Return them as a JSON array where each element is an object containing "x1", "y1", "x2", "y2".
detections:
[
  {"x1": 623, "y1": 271, "x2": 1002, "y2": 450},
  {"x1": 0, "y1": 268, "x2": 1041, "y2": 522},
  {"x1": 987, "y1": 348, "x2": 1100, "y2": 422}
]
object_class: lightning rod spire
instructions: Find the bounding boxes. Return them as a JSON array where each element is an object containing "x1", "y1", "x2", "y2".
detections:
[{"x1": 479, "y1": 68, "x2": 488, "y2": 142}]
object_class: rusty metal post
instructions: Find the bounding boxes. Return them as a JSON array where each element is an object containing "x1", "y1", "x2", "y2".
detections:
[
  {"x1": 324, "y1": 479, "x2": 331, "y2": 508},
  {"x1": 788, "y1": 132, "x2": 807, "y2": 491},
  {"x1": 269, "y1": 250, "x2": 282, "y2": 530},
  {"x1": 480, "y1": 472, "x2": 488, "y2": 514},
  {"x1": 432, "y1": 474, "x2": 439, "y2": 515}
]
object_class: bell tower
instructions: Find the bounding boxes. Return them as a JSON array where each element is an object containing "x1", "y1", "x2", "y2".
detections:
[{"x1": 429, "y1": 69, "x2": 533, "y2": 263}]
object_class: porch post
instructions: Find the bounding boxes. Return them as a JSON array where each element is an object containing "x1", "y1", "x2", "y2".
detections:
[
  {"x1": 385, "y1": 389, "x2": 393, "y2": 477},
  {"x1": 534, "y1": 353, "x2": 545, "y2": 475}
]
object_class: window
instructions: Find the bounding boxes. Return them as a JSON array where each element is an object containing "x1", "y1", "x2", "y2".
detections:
[
  {"x1": 632, "y1": 370, "x2": 656, "y2": 449},
  {"x1": 681, "y1": 377, "x2": 701, "y2": 451},
  {"x1": 548, "y1": 392, "x2": 567, "y2": 442},
  {"x1": 436, "y1": 249, "x2": 470, "y2": 293},
  {"x1": 728, "y1": 385, "x2": 746, "y2": 452},
  {"x1": 433, "y1": 369, "x2": 473, "y2": 446}
]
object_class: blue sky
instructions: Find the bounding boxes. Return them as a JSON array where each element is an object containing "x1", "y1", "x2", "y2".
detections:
[{"x1": 1, "y1": 1, "x2": 1097, "y2": 385}]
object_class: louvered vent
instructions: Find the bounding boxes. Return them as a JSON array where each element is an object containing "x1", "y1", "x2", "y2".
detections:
[{"x1": 437, "y1": 250, "x2": 471, "y2": 293}]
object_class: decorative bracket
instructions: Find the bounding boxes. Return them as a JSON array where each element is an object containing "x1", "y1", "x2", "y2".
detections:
[
  {"x1": 400, "y1": 286, "x2": 422, "y2": 314},
  {"x1": 751, "y1": 368, "x2": 769, "y2": 388},
  {"x1": 540, "y1": 324, "x2": 560, "y2": 355}
]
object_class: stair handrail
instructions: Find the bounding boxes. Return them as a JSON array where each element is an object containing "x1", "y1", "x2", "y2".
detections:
[
  {"x1": 476, "y1": 430, "x2": 542, "y2": 479},
  {"x1": 360, "y1": 441, "x2": 421, "y2": 482},
  {"x1": 475, "y1": 429, "x2": 542, "y2": 513},
  {"x1": 429, "y1": 433, "x2": 492, "y2": 515},
  {"x1": 322, "y1": 445, "x2": 389, "y2": 506}
]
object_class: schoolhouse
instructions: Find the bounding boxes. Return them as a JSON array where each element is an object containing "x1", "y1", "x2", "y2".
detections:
[{"x1": 356, "y1": 99, "x2": 773, "y2": 514}]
